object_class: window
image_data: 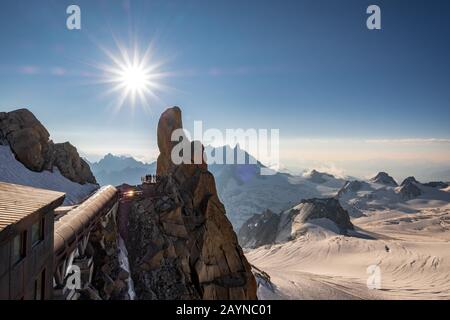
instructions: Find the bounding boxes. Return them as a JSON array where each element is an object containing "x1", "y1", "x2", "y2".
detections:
[
  {"x1": 12, "y1": 231, "x2": 26, "y2": 265},
  {"x1": 31, "y1": 218, "x2": 44, "y2": 246},
  {"x1": 34, "y1": 269, "x2": 45, "y2": 300}
]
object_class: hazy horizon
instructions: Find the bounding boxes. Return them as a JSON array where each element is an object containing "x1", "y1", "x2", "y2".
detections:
[{"x1": 79, "y1": 142, "x2": 450, "y2": 183}]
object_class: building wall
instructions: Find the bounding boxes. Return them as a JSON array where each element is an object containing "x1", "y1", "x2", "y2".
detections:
[
  {"x1": 0, "y1": 209, "x2": 54, "y2": 300},
  {"x1": 0, "y1": 239, "x2": 11, "y2": 300}
]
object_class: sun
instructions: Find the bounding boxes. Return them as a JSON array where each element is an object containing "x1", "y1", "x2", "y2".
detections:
[
  {"x1": 120, "y1": 65, "x2": 148, "y2": 93},
  {"x1": 94, "y1": 40, "x2": 169, "y2": 112}
]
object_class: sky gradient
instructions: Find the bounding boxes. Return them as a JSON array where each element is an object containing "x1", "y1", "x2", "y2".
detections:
[{"x1": 0, "y1": 0, "x2": 449, "y2": 181}]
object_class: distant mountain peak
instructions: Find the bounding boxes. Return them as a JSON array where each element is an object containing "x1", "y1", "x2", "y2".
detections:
[
  {"x1": 95, "y1": 153, "x2": 147, "y2": 166},
  {"x1": 397, "y1": 180, "x2": 422, "y2": 200},
  {"x1": 370, "y1": 171, "x2": 398, "y2": 186},
  {"x1": 337, "y1": 180, "x2": 367, "y2": 197},
  {"x1": 401, "y1": 176, "x2": 420, "y2": 186},
  {"x1": 305, "y1": 169, "x2": 335, "y2": 184},
  {"x1": 90, "y1": 153, "x2": 156, "y2": 186},
  {"x1": 206, "y1": 144, "x2": 262, "y2": 167}
]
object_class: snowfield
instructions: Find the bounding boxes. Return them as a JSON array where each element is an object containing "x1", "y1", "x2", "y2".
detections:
[
  {"x1": 246, "y1": 199, "x2": 450, "y2": 300},
  {"x1": 0, "y1": 145, "x2": 98, "y2": 205}
]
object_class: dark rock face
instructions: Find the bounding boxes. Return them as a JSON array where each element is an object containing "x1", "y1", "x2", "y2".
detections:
[
  {"x1": 238, "y1": 210, "x2": 280, "y2": 248},
  {"x1": 238, "y1": 198, "x2": 353, "y2": 248},
  {"x1": 401, "y1": 176, "x2": 420, "y2": 186},
  {"x1": 88, "y1": 212, "x2": 132, "y2": 300},
  {"x1": 126, "y1": 106, "x2": 257, "y2": 300},
  {"x1": 398, "y1": 181, "x2": 422, "y2": 200},
  {"x1": 0, "y1": 109, "x2": 51, "y2": 171},
  {"x1": 293, "y1": 198, "x2": 354, "y2": 231},
  {"x1": 53, "y1": 142, "x2": 97, "y2": 184},
  {"x1": 251, "y1": 265, "x2": 274, "y2": 293},
  {"x1": 370, "y1": 172, "x2": 398, "y2": 186},
  {"x1": 0, "y1": 108, "x2": 97, "y2": 184}
]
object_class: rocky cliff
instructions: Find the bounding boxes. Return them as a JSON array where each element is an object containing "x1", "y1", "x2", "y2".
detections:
[
  {"x1": 0, "y1": 108, "x2": 96, "y2": 185},
  {"x1": 238, "y1": 210, "x2": 280, "y2": 248},
  {"x1": 238, "y1": 198, "x2": 354, "y2": 248},
  {"x1": 126, "y1": 106, "x2": 257, "y2": 300}
]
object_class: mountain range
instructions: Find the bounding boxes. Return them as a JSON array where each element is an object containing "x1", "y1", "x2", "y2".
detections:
[
  {"x1": 88, "y1": 153, "x2": 156, "y2": 186},
  {"x1": 90, "y1": 145, "x2": 349, "y2": 229}
]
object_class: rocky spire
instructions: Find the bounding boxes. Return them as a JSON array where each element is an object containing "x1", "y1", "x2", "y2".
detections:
[
  {"x1": 156, "y1": 106, "x2": 183, "y2": 176},
  {"x1": 127, "y1": 106, "x2": 257, "y2": 299}
]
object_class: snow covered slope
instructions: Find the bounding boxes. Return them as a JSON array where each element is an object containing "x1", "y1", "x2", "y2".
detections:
[
  {"x1": 0, "y1": 145, "x2": 98, "y2": 204},
  {"x1": 246, "y1": 203, "x2": 450, "y2": 300},
  {"x1": 213, "y1": 169, "x2": 348, "y2": 229},
  {"x1": 244, "y1": 172, "x2": 450, "y2": 300},
  {"x1": 337, "y1": 175, "x2": 450, "y2": 218}
]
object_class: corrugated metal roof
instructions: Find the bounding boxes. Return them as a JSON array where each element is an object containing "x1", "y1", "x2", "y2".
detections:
[
  {"x1": 0, "y1": 182, "x2": 65, "y2": 232},
  {"x1": 54, "y1": 185, "x2": 117, "y2": 264}
]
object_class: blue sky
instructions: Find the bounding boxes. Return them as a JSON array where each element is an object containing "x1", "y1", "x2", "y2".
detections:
[{"x1": 0, "y1": 0, "x2": 449, "y2": 180}]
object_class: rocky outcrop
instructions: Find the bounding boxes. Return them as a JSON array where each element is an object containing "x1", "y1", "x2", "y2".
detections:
[
  {"x1": 238, "y1": 198, "x2": 354, "y2": 248},
  {"x1": 0, "y1": 108, "x2": 52, "y2": 171},
  {"x1": 87, "y1": 212, "x2": 133, "y2": 300},
  {"x1": 0, "y1": 108, "x2": 96, "y2": 185},
  {"x1": 53, "y1": 142, "x2": 96, "y2": 184},
  {"x1": 370, "y1": 172, "x2": 398, "y2": 187},
  {"x1": 156, "y1": 106, "x2": 185, "y2": 176},
  {"x1": 401, "y1": 176, "x2": 420, "y2": 186},
  {"x1": 397, "y1": 181, "x2": 422, "y2": 200},
  {"x1": 251, "y1": 265, "x2": 274, "y2": 293},
  {"x1": 337, "y1": 180, "x2": 366, "y2": 197},
  {"x1": 286, "y1": 198, "x2": 354, "y2": 232},
  {"x1": 126, "y1": 106, "x2": 257, "y2": 300},
  {"x1": 238, "y1": 209, "x2": 280, "y2": 248},
  {"x1": 397, "y1": 177, "x2": 422, "y2": 200}
]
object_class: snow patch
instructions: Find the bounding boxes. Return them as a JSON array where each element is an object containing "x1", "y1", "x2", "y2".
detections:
[
  {"x1": 118, "y1": 236, "x2": 136, "y2": 300},
  {"x1": 0, "y1": 145, "x2": 98, "y2": 204}
]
